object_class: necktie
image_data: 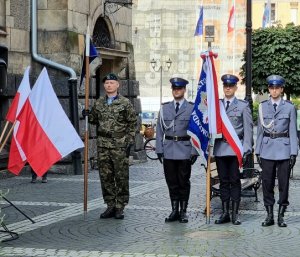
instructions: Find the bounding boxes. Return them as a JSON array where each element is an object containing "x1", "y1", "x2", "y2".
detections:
[
  {"x1": 273, "y1": 103, "x2": 277, "y2": 112},
  {"x1": 175, "y1": 102, "x2": 180, "y2": 113},
  {"x1": 225, "y1": 101, "x2": 230, "y2": 111}
]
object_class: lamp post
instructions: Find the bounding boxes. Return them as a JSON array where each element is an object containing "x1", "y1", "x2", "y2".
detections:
[
  {"x1": 245, "y1": 0, "x2": 252, "y2": 111},
  {"x1": 150, "y1": 58, "x2": 172, "y2": 104},
  {"x1": 245, "y1": 0, "x2": 254, "y2": 169}
]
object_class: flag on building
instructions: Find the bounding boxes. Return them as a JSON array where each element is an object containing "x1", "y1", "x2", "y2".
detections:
[
  {"x1": 227, "y1": 2, "x2": 235, "y2": 33},
  {"x1": 15, "y1": 68, "x2": 84, "y2": 176},
  {"x1": 7, "y1": 66, "x2": 31, "y2": 175},
  {"x1": 194, "y1": 6, "x2": 204, "y2": 36},
  {"x1": 79, "y1": 39, "x2": 99, "y2": 86},
  {"x1": 262, "y1": 1, "x2": 271, "y2": 28}
]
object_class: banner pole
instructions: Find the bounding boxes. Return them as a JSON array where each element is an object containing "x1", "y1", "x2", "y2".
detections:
[
  {"x1": 0, "y1": 122, "x2": 15, "y2": 153},
  {"x1": 0, "y1": 121, "x2": 9, "y2": 146},
  {"x1": 83, "y1": 26, "x2": 90, "y2": 218},
  {"x1": 206, "y1": 141, "x2": 212, "y2": 224}
]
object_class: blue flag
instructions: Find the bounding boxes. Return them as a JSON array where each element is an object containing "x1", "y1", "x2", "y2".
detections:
[
  {"x1": 194, "y1": 6, "x2": 203, "y2": 36},
  {"x1": 187, "y1": 59, "x2": 209, "y2": 162},
  {"x1": 80, "y1": 39, "x2": 99, "y2": 86},
  {"x1": 262, "y1": 0, "x2": 271, "y2": 28}
]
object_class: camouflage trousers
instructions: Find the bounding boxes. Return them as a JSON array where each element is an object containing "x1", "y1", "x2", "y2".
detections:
[{"x1": 97, "y1": 147, "x2": 129, "y2": 209}]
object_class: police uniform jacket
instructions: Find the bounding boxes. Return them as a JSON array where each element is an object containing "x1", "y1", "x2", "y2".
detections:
[
  {"x1": 156, "y1": 99, "x2": 197, "y2": 160},
  {"x1": 213, "y1": 97, "x2": 253, "y2": 157},
  {"x1": 88, "y1": 94, "x2": 137, "y2": 148},
  {"x1": 255, "y1": 99, "x2": 298, "y2": 160}
]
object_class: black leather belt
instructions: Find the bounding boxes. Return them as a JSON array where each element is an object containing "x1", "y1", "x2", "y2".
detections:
[
  {"x1": 263, "y1": 132, "x2": 289, "y2": 139},
  {"x1": 222, "y1": 135, "x2": 243, "y2": 143},
  {"x1": 165, "y1": 136, "x2": 190, "y2": 141}
]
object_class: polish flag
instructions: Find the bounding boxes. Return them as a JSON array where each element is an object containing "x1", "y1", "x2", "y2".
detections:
[
  {"x1": 204, "y1": 51, "x2": 243, "y2": 166},
  {"x1": 16, "y1": 67, "x2": 84, "y2": 176},
  {"x1": 7, "y1": 66, "x2": 31, "y2": 175},
  {"x1": 227, "y1": 3, "x2": 235, "y2": 33}
]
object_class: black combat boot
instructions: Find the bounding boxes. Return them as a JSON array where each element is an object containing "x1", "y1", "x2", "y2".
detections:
[
  {"x1": 278, "y1": 205, "x2": 287, "y2": 227},
  {"x1": 262, "y1": 205, "x2": 274, "y2": 226},
  {"x1": 100, "y1": 206, "x2": 116, "y2": 219},
  {"x1": 231, "y1": 201, "x2": 241, "y2": 225},
  {"x1": 165, "y1": 200, "x2": 179, "y2": 222},
  {"x1": 179, "y1": 201, "x2": 188, "y2": 223},
  {"x1": 215, "y1": 201, "x2": 230, "y2": 224},
  {"x1": 115, "y1": 208, "x2": 124, "y2": 219}
]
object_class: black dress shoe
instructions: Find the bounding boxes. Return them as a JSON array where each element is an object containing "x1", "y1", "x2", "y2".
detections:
[
  {"x1": 262, "y1": 217, "x2": 274, "y2": 226},
  {"x1": 179, "y1": 210, "x2": 188, "y2": 223},
  {"x1": 100, "y1": 207, "x2": 115, "y2": 219},
  {"x1": 215, "y1": 213, "x2": 231, "y2": 224},
  {"x1": 165, "y1": 211, "x2": 179, "y2": 222},
  {"x1": 115, "y1": 208, "x2": 124, "y2": 219},
  {"x1": 31, "y1": 178, "x2": 37, "y2": 183}
]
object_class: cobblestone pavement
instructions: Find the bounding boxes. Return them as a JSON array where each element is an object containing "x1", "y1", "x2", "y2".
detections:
[{"x1": 1, "y1": 157, "x2": 300, "y2": 257}]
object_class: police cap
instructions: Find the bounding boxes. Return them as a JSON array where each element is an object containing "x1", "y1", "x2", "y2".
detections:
[
  {"x1": 266, "y1": 75, "x2": 285, "y2": 87},
  {"x1": 102, "y1": 73, "x2": 119, "y2": 83},
  {"x1": 221, "y1": 74, "x2": 239, "y2": 85},
  {"x1": 170, "y1": 77, "x2": 189, "y2": 88}
]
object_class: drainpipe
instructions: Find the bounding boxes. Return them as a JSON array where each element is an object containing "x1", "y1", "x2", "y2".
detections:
[{"x1": 31, "y1": 0, "x2": 82, "y2": 175}]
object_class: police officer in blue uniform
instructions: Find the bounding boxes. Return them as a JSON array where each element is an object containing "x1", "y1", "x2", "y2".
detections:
[
  {"x1": 156, "y1": 77, "x2": 198, "y2": 223},
  {"x1": 214, "y1": 74, "x2": 253, "y2": 225},
  {"x1": 256, "y1": 75, "x2": 298, "y2": 227}
]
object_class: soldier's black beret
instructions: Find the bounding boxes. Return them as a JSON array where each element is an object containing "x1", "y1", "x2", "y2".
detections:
[
  {"x1": 221, "y1": 74, "x2": 239, "y2": 85},
  {"x1": 102, "y1": 73, "x2": 119, "y2": 83},
  {"x1": 170, "y1": 77, "x2": 189, "y2": 87},
  {"x1": 266, "y1": 75, "x2": 285, "y2": 87}
]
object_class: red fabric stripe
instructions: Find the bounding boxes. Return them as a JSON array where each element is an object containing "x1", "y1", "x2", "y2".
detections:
[
  {"x1": 16, "y1": 100, "x2": 61, "y2": 177},
  {"x1": 221, "y1": 120, "x2": 243, "y2": 167},
  {"x1": 7, "y1": 137, "x2": 26, "y2": 175},
  {"x1": 6, "y1": 92, "x2": 20, "y2": 123},
  {"x1": 210, "y1": 54, "x2": 222, "y2": 134}
]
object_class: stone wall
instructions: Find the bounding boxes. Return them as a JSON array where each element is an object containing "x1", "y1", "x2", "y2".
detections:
[{"x1": 0, "y1": 0, "x2": 146, "y2": 174}]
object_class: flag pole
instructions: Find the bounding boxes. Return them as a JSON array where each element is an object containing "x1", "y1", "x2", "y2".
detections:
[
  {"x1": 0, "y1": 122, "x2": 16, "y2": 153},
  {"x1": 206, "y1": 139, "x2": 212, "y2": 224},
  {"x1": 0, "y1": 121, "x2": 10, "y2": 146},
  {"x1": 83, "y1": 26, "x2": 90, "y2": 218}
]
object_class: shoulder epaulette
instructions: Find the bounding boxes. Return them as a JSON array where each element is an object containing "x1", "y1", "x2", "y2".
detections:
[
  {"x1": 189, "y1": 101, "x2": 194, "y2": 105},
  {"x1": 162, "y1": 101, "x2": 170, "y2": 105},
  {"x1": 238, "y1": 99, "x2": 247, "y2": 103},
  {"x1": 261, "y1": 100, "x2": 268, "y2": 103},
  {"x1": 285, "y1": 100, "x2": 293, "y2": 105}
]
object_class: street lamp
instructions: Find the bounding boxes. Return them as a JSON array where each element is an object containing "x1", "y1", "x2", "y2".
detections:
[
  {"x1": 150, "y1": 58, "x2": 172, "y2": 104},
  {"x1": 245, "y1": 0, "x2": 253, "y2": 111}
]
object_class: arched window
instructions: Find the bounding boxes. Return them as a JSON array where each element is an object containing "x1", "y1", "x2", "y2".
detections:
[{"x1": 93, "y1": 18, "x2": 115, "y2": 48}]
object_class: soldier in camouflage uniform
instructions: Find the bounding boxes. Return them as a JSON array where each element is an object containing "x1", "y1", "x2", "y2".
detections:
[{"x1": 83, "y1": 73, "x2": 137, "y2": 219}]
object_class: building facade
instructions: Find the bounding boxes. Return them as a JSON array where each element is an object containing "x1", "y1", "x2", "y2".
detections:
[
  {"x1": 0, "y1": 0, "x2": 143, "y2": 174},
  {"x1": 133, "y1": 0, "x2": 300, "y2": 111}
]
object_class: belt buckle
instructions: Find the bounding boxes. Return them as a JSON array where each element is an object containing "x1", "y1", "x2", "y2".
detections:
[
  {"x1": 174, "y1": 136, "x2": 179, "y2": 141},
  {"x1": 270, "y1": 132, "x2": 276, "y2": 139}
]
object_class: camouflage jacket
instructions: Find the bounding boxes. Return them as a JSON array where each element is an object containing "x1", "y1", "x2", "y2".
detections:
[{"x1": 88, "y1": 94, "x2": 137, "y2": 148}]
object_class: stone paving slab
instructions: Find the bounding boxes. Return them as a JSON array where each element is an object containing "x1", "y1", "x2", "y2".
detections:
[{"x1": 0, "y1": 158, "x2": 300, "y2": 257}]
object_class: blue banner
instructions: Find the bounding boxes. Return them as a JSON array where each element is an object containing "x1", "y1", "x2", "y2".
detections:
[{"x1": 187, "y1": 59, "x2": 209, "y2": 162}]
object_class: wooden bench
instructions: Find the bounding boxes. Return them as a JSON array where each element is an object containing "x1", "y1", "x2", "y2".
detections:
[{"x1": 210, "y1": 157, "x2": 262, "y2": 202}]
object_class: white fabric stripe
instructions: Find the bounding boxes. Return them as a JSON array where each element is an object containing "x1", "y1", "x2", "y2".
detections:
[
  {"x1": 205, "y1": 54, "x2": 218, "y2": 135},
  {"x1": 27, "y1": 68, "x2": 84, "y2": 157},
  {"x1": 16, "y1": 66, "x2": 31, "y2": 116},
  {"x1": 219, "y1": 102, "x2": 243, "y2": 154}
]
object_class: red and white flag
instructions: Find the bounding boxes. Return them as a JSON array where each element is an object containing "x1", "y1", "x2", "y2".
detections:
[
  {"x1": 204, "y1": 51, "x2": 243, "y2": 166},
  {"x1": 7, "y1": 66, "x2": 31, "y2": 175},
  {"x1": 227, "y1": 2, "x2": 235, "y2": 33},
  {"x1": 16, "y1": 67, "x2": 84, "y2": 176}
]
